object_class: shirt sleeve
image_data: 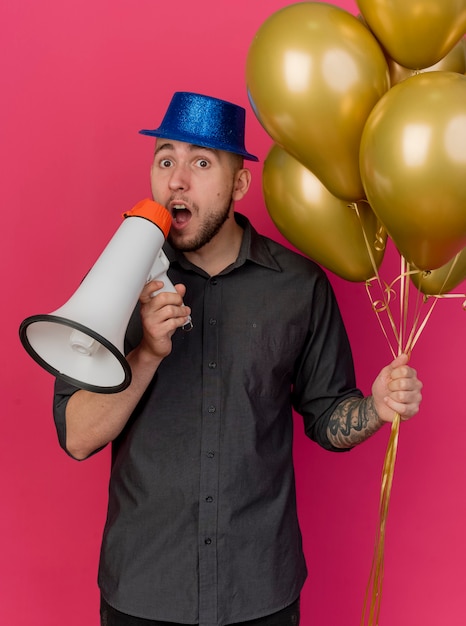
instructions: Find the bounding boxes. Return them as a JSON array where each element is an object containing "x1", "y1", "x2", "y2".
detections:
[
  {"x1": 291, "y1": 272, "x2": 363, "y2": 452},
  {"x1": 53, "y1": 378, "x2": 81, "y2": 456},
  {"x1": 52, "y1": 305, "x2": 143, "y2": 458}
]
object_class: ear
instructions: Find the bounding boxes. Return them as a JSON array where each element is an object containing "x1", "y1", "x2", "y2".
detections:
[{"x1": 232, "y1": 168, "x2": 252, "y2": 202}]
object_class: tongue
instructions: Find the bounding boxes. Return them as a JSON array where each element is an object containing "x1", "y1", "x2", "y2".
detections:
[{"x1": 175, "y1": 209, "x2": 191, "y2": 225}]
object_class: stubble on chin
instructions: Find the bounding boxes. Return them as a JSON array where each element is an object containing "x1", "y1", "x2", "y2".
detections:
[{"x1": 168, "y1": 203, "x2": 232, "y2": 252}]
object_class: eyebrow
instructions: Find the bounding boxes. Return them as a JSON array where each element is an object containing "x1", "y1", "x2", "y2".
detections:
[{"x1": 154, "y1": 142, "x2": 219, "y2": 157}]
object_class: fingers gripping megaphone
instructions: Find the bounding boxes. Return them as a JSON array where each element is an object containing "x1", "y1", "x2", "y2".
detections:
[{"x1": 19, "y1": 199, "x2": 192, "y2": 394}]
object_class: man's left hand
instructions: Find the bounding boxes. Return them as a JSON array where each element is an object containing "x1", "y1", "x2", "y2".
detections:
[{"x1": 372, "y1": 353, "x2": 423, "y2": 423}]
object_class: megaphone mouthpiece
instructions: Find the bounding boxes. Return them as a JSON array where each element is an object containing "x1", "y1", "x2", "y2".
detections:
[{"x1": 123, "y1": 199, "x2": 172, "y2": 238}]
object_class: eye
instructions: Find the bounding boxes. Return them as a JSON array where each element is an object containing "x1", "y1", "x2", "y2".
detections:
[
  {"x1": 159, "y1": 158, "x2": 173, "y2": 169},
  {"x1": 196, "y1": 158, "x2": 209, "y2": 168}
]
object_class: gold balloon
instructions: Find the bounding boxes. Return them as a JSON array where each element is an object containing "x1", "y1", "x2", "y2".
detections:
[
  {"x1": 360, "y1": 72, "x2": 466, "y2": 271},
  {"x1": 357, "y1": 0, "x2": 466, "y2": 70},
  {"x1": 263, "y1": 144, "x2": 386, "y2": 282},
  {"x1": 410, "y1": 248, "x2": 466, "y2": 295},
  {"x1": 388, "y1": 38, "x2": 466, "y2": 86},
  {"x1": 247, "y1": 2, "x2": 389, "y2": 201}
]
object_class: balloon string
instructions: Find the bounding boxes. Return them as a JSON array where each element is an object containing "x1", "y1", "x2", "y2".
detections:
[
  {"x1": 403, "y1": 253, "x2": 466, "y2": 353},
  {"x1": 358, "y1": 241, "x2": 410, "y2": 625},
  {"x1": 350, "y1": 202, "x2": 398, "y2": 358},
  {"x1": 360, "y1": 412, "x2": 400, "y2": 626},
  {"x1": 360, "y1": 257, "x2": 465, "y2": 625},
  {"x1": 352, "y1": 203, "x2": 466, "y2": 624},
  {"x1": 352, "y1": 204, "x2": 436, "y2": 625},
  {"x1": 404, "y1": 274, "x2": 436, "y2": 353},
  {"x1": 351, "y1": 204, "x2": 403, "y2": 624},
  {"x1": 399, "y1": 259, "x2": 426, "y2": 356},
  {"x1": 398, "y1": 255, "x2": 407, "y2": 350}
]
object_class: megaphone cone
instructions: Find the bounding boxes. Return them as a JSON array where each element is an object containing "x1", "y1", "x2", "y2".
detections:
[
  {"x1": 19, "y1": 313, "x2": 132, "y2": 394},
  {"x1": 19, "y1": 199, "x2": 179, "y2": 393}
]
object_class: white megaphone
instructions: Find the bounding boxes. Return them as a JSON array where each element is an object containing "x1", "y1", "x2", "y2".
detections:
[{"x1": 19, "y1": 199, "x2": 192, "y2": 394}]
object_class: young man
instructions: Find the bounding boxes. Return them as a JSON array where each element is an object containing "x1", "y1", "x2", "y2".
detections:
[{"x1": 54, "y1": 92, "x2": 422, "y2": 626}]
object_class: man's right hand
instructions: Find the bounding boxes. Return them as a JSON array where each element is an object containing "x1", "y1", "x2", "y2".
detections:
[{"x1": 139, "y1": 280, "x2": 191, "y2": 360}]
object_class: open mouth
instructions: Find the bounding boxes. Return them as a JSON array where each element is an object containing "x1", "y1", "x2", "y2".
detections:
[{"x1": 171, "y1": 203, "x2": 192, "y2": 227}]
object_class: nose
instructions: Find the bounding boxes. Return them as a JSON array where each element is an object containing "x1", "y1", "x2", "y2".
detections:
[{"x1": 168, "y1": 163, "x2": 190, "y2": 191}]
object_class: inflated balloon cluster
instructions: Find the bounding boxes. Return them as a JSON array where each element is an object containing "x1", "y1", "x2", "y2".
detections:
[
  {"x1": 246, "y1": 1, "x2": 466, "y2": 298},
  {"x1": 247, "y1": 4, "x2": 465, "y2": 623}
]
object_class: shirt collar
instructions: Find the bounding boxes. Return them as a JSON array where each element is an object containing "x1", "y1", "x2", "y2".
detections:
[{"x1": 164, "y1": 212, "x2": 282, "y2": 274}]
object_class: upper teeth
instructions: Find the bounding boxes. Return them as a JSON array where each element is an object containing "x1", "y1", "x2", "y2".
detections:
[{"x1": 173, "y1": 204, "x2": 186, "y2": 210}]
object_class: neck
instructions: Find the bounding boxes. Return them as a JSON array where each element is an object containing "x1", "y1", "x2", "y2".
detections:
[{"x1": 183, "y1": 214, "x2": 244, "y2": 276}]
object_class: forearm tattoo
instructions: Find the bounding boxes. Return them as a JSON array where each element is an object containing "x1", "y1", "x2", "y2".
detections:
[{"x1": 327, "y1": 396, "x2": 384, "y2": 449}]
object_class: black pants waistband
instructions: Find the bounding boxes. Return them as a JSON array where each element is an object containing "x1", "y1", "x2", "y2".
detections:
[{"x1": 100, "y1": 596, "x2": 300, "y2": 626}]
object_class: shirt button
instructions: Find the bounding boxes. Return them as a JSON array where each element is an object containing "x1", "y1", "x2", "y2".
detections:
[
  {"x1": 206, "y1": 496, "x2": 213, "y2": 503},
  {"x1": 205, "y1": 538, "x2": 212, "y2": 545},
  {"x1": 210, "y1": 279, "x2": 218, "y2": 286},
  {"x1": 206, "y1": 451, "x2": 215, "y2": 458},
  {"x1": 209, "y1": 318, "x2": 217, "y2": 325},
  {"x1": 208, "y1": 406, "x2": 216, "y2": 414},
  {"x1": 208, "y1": 361, "x2": 217, "y2": 369}
]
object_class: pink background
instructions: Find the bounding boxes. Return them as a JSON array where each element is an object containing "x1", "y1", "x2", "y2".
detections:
[{"x1": 1, "y1": 1, "x2": 465, "y2": 624}]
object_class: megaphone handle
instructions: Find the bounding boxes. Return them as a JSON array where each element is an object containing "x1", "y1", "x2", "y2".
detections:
[{"x1": 147, "y1": 250, "x2": 193, "y2": 331}]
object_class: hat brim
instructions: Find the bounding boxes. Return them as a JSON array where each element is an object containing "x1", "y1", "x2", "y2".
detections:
[{"x1": 139, "y1": 128, "x2": 259, "y2": 162}]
